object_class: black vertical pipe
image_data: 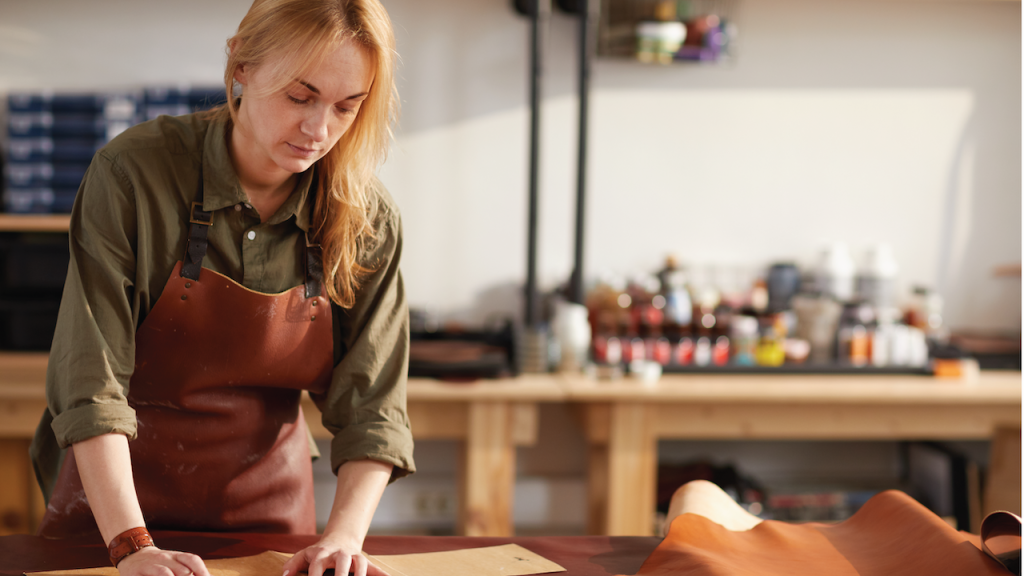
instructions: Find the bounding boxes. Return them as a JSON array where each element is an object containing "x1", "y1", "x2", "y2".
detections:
[
  {"x1": 524, "y1": 0, "x2": 545, "y2": 328},
  {"x1": 569, "y1": 0, "x2": 593, "y2": 305}
]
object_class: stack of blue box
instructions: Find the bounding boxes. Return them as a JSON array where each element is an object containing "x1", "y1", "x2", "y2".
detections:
[
  {"x1": 4, "y1": 86, "x2": 227, "y2": 214},
  {"x1": 5, "y1": 92, "x2": 139, "y2": 213},
  {"x1": 143, "y1": 85, "x2": 227, "y2": 122}
]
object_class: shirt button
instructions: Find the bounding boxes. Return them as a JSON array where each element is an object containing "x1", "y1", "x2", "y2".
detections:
[
  {"x1": 234, "y1": 204, "x2": 242, "y2": 211},
  {"x1": 247, "y1": 230, "x2": 256, "y2": 240}
]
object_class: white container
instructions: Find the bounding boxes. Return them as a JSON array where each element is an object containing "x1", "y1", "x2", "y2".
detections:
[
  {"x1": 552, "y1": 300, "x2": 592, "y2": 372},
  {"x1": 816, "y1": 243, "x2": 857, "y2": 302},
  {"x1": 908, "y1": 326, "x2": 929, "y2": 368},
  {"x1": 857, "y1": 243, "x2": 899, "y2": 308},
  {"x1": 889, "y1": 324, "x2": 912, "y2": 366},
  {"x1": 636, "y1": 21, "x2": 687, "y2": 64},
  {"x1": 871, "y1": 324, "x2": 891, "y2": 367}
]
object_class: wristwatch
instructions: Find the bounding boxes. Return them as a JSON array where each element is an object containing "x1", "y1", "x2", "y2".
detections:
[{"x1": 108, "y1": 527, "x2": 155, "y2": 567}]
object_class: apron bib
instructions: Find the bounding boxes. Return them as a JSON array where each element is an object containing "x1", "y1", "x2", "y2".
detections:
[{"x1": 40, "y1": 187, "x2": 332, "y2": 539}]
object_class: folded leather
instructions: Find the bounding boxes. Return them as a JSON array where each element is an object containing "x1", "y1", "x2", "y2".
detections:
[{"x1": 632, "y1": 490, "x2": 1009, "y2": 576}]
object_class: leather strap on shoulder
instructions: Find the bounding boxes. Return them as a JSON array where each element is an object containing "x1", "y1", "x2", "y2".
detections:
[
  {"x1": 304, "y1": 168, "x2": 324, "y2": 299},
  {"x1": 304, "y1": 235, "x2": 323, "y2": 298},
  {"x1": 181, "y1": 200, "x2": 213, "y2": 281}
]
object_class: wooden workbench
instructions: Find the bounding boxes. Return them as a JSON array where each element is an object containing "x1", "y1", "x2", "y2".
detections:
[
  {"x1": 1, "y1": 352, "x2": 1018, "y2": 539},
  {"x1": 564, "y1": 371, "x2": 1022, "y2": 536},
  {"x1": 0, "y1": 352, "x2": 563, "y2": 538}
]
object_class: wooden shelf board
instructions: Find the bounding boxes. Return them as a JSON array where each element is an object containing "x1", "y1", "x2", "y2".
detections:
[{"x1": 0, "y1": 214, "x2": 71, "y2": 233}]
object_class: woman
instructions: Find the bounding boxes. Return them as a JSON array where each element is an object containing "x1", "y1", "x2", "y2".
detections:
[{"x1": 28, "y1": 1, "x2": 414, "y2": 575}]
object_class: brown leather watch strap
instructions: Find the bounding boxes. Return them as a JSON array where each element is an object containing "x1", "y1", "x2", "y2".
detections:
[{"x1": 108, "y1": 527, "x2": 155, "y2": 567}]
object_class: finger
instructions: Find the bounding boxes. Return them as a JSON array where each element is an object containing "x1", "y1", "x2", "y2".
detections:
[
  {"x1": 148, "y1": 556, "x2": 193, "y2": 576},
  {"x1": 350, "y1": 553, "x2": 367, "y2": 576},
  {"x1": 175, "y1": 552, "x2": 210, "y2": 576},
  {"x1": 307, "y1": 551, "x2": 334, "y2": 576},
  {"x1": 148, "y1": 566, "x2": 177, "y2": 576},
  {"x1": 333, "y1": 553, "x2": 353, "y2": 576},
  {"x1": 167, "y1": 559, "x2": 195, "y2": 576},
  {"x1": 281, "y1": 551, "x2": 310, "y2": 576}
]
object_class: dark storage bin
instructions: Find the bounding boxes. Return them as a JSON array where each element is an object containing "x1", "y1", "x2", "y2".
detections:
[
  {"x1": 0, "y1": 299, "x2": 60, "y2": 350},
  {"x1": 51, "y1": 139, "x2": 104, "y2": 162},
  {"x1": 0, "y1": 233, "x2": 69, "y2": 297},
  {"x1": 51, "y1": 188, "x2": 78, "y2": 213}
]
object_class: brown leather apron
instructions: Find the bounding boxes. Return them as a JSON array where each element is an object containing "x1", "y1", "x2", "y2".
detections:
[{"x1": 40, "y1": 186, "x2": 333, "y2": 539}]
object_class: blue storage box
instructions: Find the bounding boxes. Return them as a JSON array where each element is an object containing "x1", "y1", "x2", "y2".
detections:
[
  {"x1": 51, "y1": 139, "x2": 103, "y2": 162},
  {"x1": 50, "y1": 94, "x2": 104, "y2": 113},
  {"x1": 2, "y1": 187, "x2": 54, "y2": 213},
  {"x1": 5, "y1": 162, "x2": 53, "y2": 188},
  {"x1": 52, "y1": 164, "x2": 89, "y2": 187},
  {"x1": 8, "y1": 138, "x2": 54, "y2": 162},
  {"x1": 187, "y1": 87, "x2": 227, "y2": 111},
  {"x1": 145, "y1": 86, "x2": 188, "y2": 106},
  {"x1": 8, "y1": 93, "x2": 53, "y2": 113},
  {"x1": 8, "y1": 112, "x2": 53, "y2": 138},
  {"x1": 52, "y1": 188, "x2": 78, "y2": 213}
]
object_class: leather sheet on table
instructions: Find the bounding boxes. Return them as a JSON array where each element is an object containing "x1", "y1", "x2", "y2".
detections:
[
  {"x1": 627, "y1": 490, "x2": 1010, "y2": 576},
  {"x1": 26, "y1": 544, "x2": 566, "y2": 576}
]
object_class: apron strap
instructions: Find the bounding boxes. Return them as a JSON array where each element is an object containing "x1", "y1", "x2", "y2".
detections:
[
  {"x1": 304, "y1": 170, "x2": 323, "y2": 298},
  {"x1": 180, "y1": 163, "x2": 324, "y2": 296},
  {"x1": 181, "y1": 203, "x2": 213, "y2": 281},
  {"x1": 304, "y1": 236, "x2": 323, "y2": 298}
]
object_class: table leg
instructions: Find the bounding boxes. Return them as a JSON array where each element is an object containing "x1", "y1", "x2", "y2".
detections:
[
  {"x1": 984, "y1": 426, "x2": 1021, "y2": 516},
  {"x1": 0, "y1": 439, "x2": 36, "y2": 535},
  {"x1": 606, "y1": 403, "x2": 657, "y2": 536},
  {"x1": 460, "y1": 402, "x2": 515, "y2": 536},
  {"x1": 587, "y1": 443, "x2": 608, "y2": 535}
]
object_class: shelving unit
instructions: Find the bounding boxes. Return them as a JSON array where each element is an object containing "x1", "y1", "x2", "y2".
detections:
[
  {"x1": 597, "y1": 0, "x2": 738, "y2": 60},
  {"x1": 0, "y1": 214, "x2": 67, "y2": 534}
]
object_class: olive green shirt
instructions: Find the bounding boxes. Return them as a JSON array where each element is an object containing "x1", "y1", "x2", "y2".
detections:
[{"x1": 30, "y1": 112, "x2": 415, "y2": 501}]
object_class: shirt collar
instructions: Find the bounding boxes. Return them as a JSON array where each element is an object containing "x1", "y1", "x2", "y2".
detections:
[{"x1": 202, "y1": 115, "x2": 316, "y2": 232}]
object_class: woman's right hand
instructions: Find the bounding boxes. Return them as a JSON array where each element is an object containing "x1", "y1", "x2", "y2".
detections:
[{"x1": 116, "y1": 546, "x2": 211, "y2": 576}]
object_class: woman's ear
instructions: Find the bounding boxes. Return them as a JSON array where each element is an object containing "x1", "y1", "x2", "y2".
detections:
[{"x1": 233, "y1": 64, "x2": 248, "y2": 86}]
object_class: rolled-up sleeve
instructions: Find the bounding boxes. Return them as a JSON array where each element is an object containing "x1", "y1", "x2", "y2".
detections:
[
  {"x1": 47, "y1": 151, "x2": 140, "y2": 448},
  {"x1": 312, "y1": 202, "x2": 415, "y2": 481}
]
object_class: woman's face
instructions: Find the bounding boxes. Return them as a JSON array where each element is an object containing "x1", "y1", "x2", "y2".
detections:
[{"x1": 233, "y1": 39, "x2": 375, "y2": 180}]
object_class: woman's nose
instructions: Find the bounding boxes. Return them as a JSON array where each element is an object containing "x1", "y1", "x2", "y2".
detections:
[{"x1": 300, "y1": 106, "x2": 330, "y2": 142}]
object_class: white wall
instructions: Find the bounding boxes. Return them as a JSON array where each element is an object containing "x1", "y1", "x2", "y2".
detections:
[
  {"x1": 4, "y1": 0, "x2": 1016, "y2": 534},
  {"x1": 381, "y1": 0, "x2": 1022, "y2": 331},
  {"x1": 1, "y1": 0, "x2": 1018, "y2": 331}
]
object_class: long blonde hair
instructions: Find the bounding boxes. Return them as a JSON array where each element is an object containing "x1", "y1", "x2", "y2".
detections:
[{"x1": 222, "y1": 0, "x2": 398, "y2": 308}]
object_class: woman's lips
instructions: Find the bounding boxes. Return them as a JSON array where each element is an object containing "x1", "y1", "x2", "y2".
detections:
[{"x1": 287, "y1": 142, "x2": 318, "y2": 158}]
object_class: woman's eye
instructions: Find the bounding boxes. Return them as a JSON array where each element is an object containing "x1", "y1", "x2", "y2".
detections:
[{"x1": 287, "y1": 95, "x2": 308, "y2": 104}]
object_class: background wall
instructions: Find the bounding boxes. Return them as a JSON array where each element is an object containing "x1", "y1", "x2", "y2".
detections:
[
  {"x1": 1, "y1": 0, "x2": 1018, "y2": 533},
  {"x1": 0, "y1": 0, "x2": 1019, "y2": 331}
]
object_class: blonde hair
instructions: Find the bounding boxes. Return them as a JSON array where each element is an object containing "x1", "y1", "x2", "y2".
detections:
[{"x1": 221, "y1": 0, "x2": 398, "y2": 308}]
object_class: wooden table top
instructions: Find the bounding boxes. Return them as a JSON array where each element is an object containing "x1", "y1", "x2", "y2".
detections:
[
  {"x1": 0, "y1": 531, "x2": 660, "y2": 576},
  {"x1": 1, "y1": 351, "x2": 1018, "y2": 406},
  {"x1": 560, "y1": 371, "x2": 1022, "y2": 405}
]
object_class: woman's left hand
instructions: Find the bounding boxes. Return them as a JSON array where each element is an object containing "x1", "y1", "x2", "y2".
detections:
[{"x1": 282, "y1": 537, "x2": 389, "y2": 576}]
